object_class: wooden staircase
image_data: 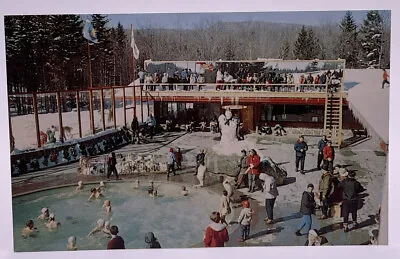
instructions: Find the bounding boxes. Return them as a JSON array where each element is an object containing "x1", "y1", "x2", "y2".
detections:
[{"x1": 324, "y1": 91, "x2": 343, "y2": 147}]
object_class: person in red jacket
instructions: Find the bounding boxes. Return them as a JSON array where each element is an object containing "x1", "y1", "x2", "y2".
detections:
[
  {"x1": 247, "y1": 149, "x2": 261, "y2": 193},
  {"x1": 107, "y1": 226, "x2": 125, "y2": 249},
  {"x1": 204, "y1": 211, "x2": 229, "y2": 247},
  {"x1": 322, "y1": 141, "x2": 335, "y2": 173}
]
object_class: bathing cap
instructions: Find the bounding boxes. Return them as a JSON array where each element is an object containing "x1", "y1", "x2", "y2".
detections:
[
  {"x1": 78, "y1": 181, "x2": 83, "y2": 185},
  {"x1": 41, "y1": 208, "x2": 49, "y2": 214},
  {"x1": 49, "y1": 213, "x2": 55, "y2": 219},
  {"x1": 104, "y1": 221, "x2": 110, "y2": 228}
]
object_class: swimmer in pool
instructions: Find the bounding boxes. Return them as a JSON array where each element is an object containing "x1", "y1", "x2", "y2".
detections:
[
  {"x1": 103, "y1": 221, "x2": 112, "y2": 237},
  {"x1": 37, "y1": 207, "x2": 50, "y2": 220},
  {"x1": 103, "y1": 200, "x2": 112, "y2": 213},
  {"x1": 181, "y1": 186, "x2": 189, "y2": 196},
  {"x1": 76, "y1": 181, "x2": 84, "y2": 191},
  {"x1": 46, "y1": 213, "x2": 61, "y2": 230},
  {"x1": 100, "y1": 181, "x2": 105, "y2": 188},
  {"x1": 21, "y1": 220, "x2": 38, "y2": 238},
  {"x1": 134, "y1": 179, "x2": 140, "y2": 189},
  {"x1": 88, "y1": 219, "x2": 105, "y2": 237},
  {"x1": 67, "y1": 236, "x2": 78, "y2": 250},
  {"x1": 88, "y1": 188, "x2": 103, "y2": 201}
]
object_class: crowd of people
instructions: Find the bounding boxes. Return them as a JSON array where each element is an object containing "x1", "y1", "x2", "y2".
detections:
[{"x1": 139, "y1": 67, "x2": 344, "y2": 93}]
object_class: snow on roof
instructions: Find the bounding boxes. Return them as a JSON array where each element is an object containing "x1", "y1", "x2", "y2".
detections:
[{"x1": 346, "y1": 69, "x2": 389, "y2": 143}]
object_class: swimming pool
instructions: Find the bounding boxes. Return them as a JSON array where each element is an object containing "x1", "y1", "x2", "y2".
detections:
[{"x1": 12, "y1": 181, "x2": 222, "y2": 251}]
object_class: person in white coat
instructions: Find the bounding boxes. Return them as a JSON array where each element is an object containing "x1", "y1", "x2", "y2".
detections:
[
  {"x1": 223, "y1": 179, "x2": 234, "y2": 198},
  {"x1": 259, "y1": 173, "x2": 279, "y2": 224},
  {"x1": 220, "y1": 190, "x2": 231, "y2": 226}
]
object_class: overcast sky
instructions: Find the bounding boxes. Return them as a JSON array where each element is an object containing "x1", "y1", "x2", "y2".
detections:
[{"x1": 91, "y1": 10, "x2": 391, "y2": 29}]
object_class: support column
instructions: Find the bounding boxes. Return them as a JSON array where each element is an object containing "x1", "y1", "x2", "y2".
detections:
[
  {"x1": 100, "y1": 89, "x2": 105, "y2": 131},
  {"x1": 123, "y1": 87, "x2": 127, "y2": 127},
  {"x1": 112, "y1": 88, "x2": 116, "y2": 129},
  {"x1": 56, "y1": 92, "x2": 64, "y2": 142},
  {"x1": 32, "y1": 93, "x2": 41, "y2": 148},
  {"x1": 76, "y1": 91, "x2": 82, "y2": 138}
]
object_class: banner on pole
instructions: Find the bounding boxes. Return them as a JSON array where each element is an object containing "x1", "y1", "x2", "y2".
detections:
[
  {"x1": 131, "y1": 29, "x2": 140, "y2": 59},
  {"x1": 83, "y1": 20, "x2": 98, "y2": 43}
]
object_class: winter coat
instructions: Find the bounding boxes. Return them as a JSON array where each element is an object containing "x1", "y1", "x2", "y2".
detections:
[
  {"x1": 131, "y1": 119, "x2": 139, "y2": 132},
  {"x1": 294, "y1": 141, "x2": 308, "y2": 157},
  {"x1": 196, "y1": 153, "x2": 205, "y2": 166},
  {"x1": 238, "y1": 207, "x2": 253, "y2": 226},
  {"x1": 247, "y1": 154, "x2": 261, "y2": 175},
  {"x1": 107, "y1": 236, "x2": 125, "y2": 249},
  {"x1": 204, "y1": 222, "x2": 229, "y2": 247},
  {"x1": 323, "y1": 146, "x2": 335, "y2": 161},
  {"x1": 167, "y1": 152, "x2": 175, "y2": 165},
  {"x1": 320, "y1": 74, "x2": 326, "y2": 84},
  {"x1": 174, "y1": 151, "x2": 182, "y2": 162},
  {"x1": 259, "y1": 173, "x2": 279, "y2": 199},
  {"x1": 318, "y1": 139, "x2": 327, "y2": 153},
  {"x1": 220, "y1": 196, "x2": 231, "y2": 216},
  {"x1": 318, "y1": 173, "x2": 332, "y2": 199},
  {"x1": 145, "y1": 232, "x2": 161, "y2": 248},
  {"x1": 107, "y1": 156, "x2": 117, "y2": 167},
  {"x1": 338, "y1": 178, "x2": 366, "y2": 201},
  {"x1": 300, "y1": 191, "x2": 316, "y2": 215},
  {"x1": 237, "y1": 155, "x2": 248, "y2": 174}
]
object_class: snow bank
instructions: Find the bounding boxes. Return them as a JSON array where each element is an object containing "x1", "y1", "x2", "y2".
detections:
[{"x1": 346, "y1": 69, "x2": 389, "y2": 144}]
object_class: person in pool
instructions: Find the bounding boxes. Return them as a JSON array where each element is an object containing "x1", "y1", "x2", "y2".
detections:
[
  {"x1": 22, "y1": 220, "x2": 38, "y2": 238},
  {"x1": 181, "y1": 186, "x2": 189, "y2": 196},
  {"x1": 88, "y1": 219, "x2": 105, "y2": 237},
  {"x1": 148, "y1": 181, "x2": 158, "y2": 197},
  {"x1": 100, "y1": 181, "x2": 105, "y2": 188},
  {"x1": 88, "y1": 187, "x2": 103, "y2": 201},
  {"x1": 67, "y1": 236, "x2": 78, "y2": 250},
  {"x1": 76, "y1": 181, "x2": 84, "y2": 191},
  {"x1": 134, "y1": 179, "x2": 140, "y2": 189},
  {"x1": 46, "y1": 213, "x2": 61, "y2": 230},
  {"x1": 103, "y1": 200, "x2": 112, "y2": 213},
  {"x1": 37, "y1": 207, "x2": 50, "y2": 220},
  {"x1": 103, "y1": 221, "x2": 112, "y2": 237}
]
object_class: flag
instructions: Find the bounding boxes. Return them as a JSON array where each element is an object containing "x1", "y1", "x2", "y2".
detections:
[
  {"x1": 82, "y1": 20, "x2": 98, "y2": 43},
  {"x1": 131, "y1": 28, "x2": 139, "y2": 59}
]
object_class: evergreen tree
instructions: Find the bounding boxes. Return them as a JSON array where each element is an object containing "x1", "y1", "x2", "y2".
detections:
[
  {"x1": 306, "y1": 28, "x2": 320, "y2": 59},
  {"x1": 335, "y1": 11, "x2": 359, "y2": 68},
  {"x1": 224, "y1": 36, "x2": 236, "y2": 60},
  {"x1": 279, "y1": 39, "x2": 290, "y2": 60},
  {"x1": 359, "y1": 10, "x2": 384, "y2": 68},
  {"x1": 293, "y1": 26, "x2": 309, "y2": 59}
]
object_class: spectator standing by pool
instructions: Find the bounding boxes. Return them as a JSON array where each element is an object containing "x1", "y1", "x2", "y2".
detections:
[
  {"x1": 107, "y1": 226, "x2": 125, "y2": 249},
  {"x1": 317, "y1": 135, "x2": 327, "y2": 170},
  {"x1": 167, "y1": 148, "x2": 176, "y2": 179},
  {"x1": 294, "y1": 136, "x2": 308, "y2": 174},
  {"x1": 204, "y1": 212, "x2": 229, "y2": 247}
]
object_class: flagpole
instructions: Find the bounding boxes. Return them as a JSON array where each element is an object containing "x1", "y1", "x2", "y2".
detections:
[
  {"x1": 131, "y1": 24, "x2": 137, "y2": 120},
  {"x1": 87, "y1": 39, "x2": 95, "y2": 135}
]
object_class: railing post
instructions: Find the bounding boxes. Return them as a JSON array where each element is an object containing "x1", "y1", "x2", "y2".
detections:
[
  {"x1": 56, "y1": 92, "x2": 64, "y2": 142},
  {"x1": 32, "y1": 93, "x2": 41, "y2": 148},
  {"x1": 112, "y1": 87, "x2": 116, "y2": 129},
  {"x1": 123, "y1": 87, "x2": 127, "y2": 127},
  {"x1": 100, "y1": 88, "x2": 105, "y2": 131},
  {"x1": 76, "y1": 91, "x2": 82, "y2": 138}
]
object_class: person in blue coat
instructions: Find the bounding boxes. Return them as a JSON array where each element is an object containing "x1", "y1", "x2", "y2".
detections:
[
  {"x1": 294, "y1": 136, "x2": 308, "y2": 174},
  {"x1": 317, "y1": 135, "x2": 327, "y2": 170}
]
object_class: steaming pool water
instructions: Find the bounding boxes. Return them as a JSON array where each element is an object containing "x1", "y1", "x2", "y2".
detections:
[{"x1": 12, "y1": 182, "x2": 222, "y2": 252}]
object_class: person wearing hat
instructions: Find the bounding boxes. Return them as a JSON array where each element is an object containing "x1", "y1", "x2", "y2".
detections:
[
  {"x1": 167, "y1": 147, "x2": 176, "y2": 179},
  {"x1": 194, "y1": 149, "x2": 206, "y2": 176},
  {"x1": 204, "y1": 211, "x2": 229, "y2": 247},
  {"x1": 37, "y1": 207, "x2": 50, "y2": 220},
  {"x1": 235, "y1": 149, "x2": 248, "y2": 188},
  {"x1": 46, "y1": 213, "x2": 61, "y2": 230},
  {"x1": 237, "y1": 200, "x2": 253, "y2": 242},
  {"x1": 317, "y1": 135, "x2": 327, "y2": 170},
  {"x1": 247, "y1": 149, "x2": 261, "y2": 193},
  {"x1": 338, "y1": 171, "x2": 366, "y2": 232},
  {"x1": 174, "y1": 147, "x2": 183, "y2": 170},
  {"x1": 294, "y1": 136, "x2": 308, "y2": 174},
  {"x1": 318, "y1": 167, "x2": 334, "y2": 220},
  {"x1": 323, "y1": 140, "x2": 335, "y2": 173},
  {"x1": 295, "y1": 183, "x2": 316, "y2": 236},
  {"x1": 107, "y1": 226, "x2": 125, "y2": 249}
]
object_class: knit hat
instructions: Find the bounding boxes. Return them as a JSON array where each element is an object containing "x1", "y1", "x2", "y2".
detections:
[
  {"x1": 348, "y1": 171, "x2": 356, "y2": 178},
  {"x1": 169, "y1": 148, "x2": 173, "y2": 152},
  {"x1": 307, "y1": 183, "x2": 314, "y2": 189}
]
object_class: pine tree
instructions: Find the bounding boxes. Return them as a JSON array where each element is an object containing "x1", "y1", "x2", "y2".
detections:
[
  {"x1": 359, "y1": 10, "x2": 384, "y2": 68},
  {"x1": 224, "y1": 36, "x2": 236, "y2": 60},
  {"x1": 335, "y1": 11, "x2": 359, "y2": 68},
  {"x1": 279, "y1": 39, "x2": 290, "y2": 60},
  {"x1": 293, "y1": 26, "x2": 309, "y2": 60},
  {"x1": 306, "y1": 28, "x2": 320, "y2": 59}
]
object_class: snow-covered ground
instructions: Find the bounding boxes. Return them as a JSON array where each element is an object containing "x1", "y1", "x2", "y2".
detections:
[
  {"x1": 11, "y1": 105, "x2": 153, "y2": 151},
  {"x1": 347, "y1": 69, "x2": 389, "y2": 144}
]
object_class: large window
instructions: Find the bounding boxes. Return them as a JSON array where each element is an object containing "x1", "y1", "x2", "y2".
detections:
[{"x1": 261, "y1": 104, "x2": 324, "y2": 123}]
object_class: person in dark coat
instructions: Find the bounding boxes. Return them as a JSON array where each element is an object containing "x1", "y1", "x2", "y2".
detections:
[
  {"x1": 194, "y1": 149, "x2": 205, "y2": 176},
  {"x1": 235, "y1": 150, "x2": 248, "y2": 188},
  {"x1": 338, "y1": 171, "x2": 366, "y2": 232},
  {"x1": 107, "y1": 226, "x2": 125, "y2": 249},
  {"x1": 295, "y1": 184, "x2": 316, "y2": 236},
  {"x1": 318, "y1": 168, "x2": 333, "y2": 220},
  {"x1": 294, "y1": 136, "x2": 308, "y2": 174},
  {"x1": 174, "y1": 147, "x2": 183, "y2": 170},
  {"x1": 107, "y1": 152, "x2": 120, "y2": 180},
  {"x1": 317, "y1": 135, "x2": 327, "y2": 170},
  {"x1": 131, "y1": 116, "x2": 139, "y2": 144},
  {"x1": 145, "y1": 232, "x2": 161, "y2": 248}
]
